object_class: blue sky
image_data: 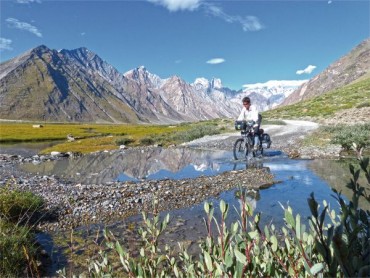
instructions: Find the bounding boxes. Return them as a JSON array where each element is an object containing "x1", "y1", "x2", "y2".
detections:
[{"x1": 0, "y1": 0, "x2": 369, "y2": 90}]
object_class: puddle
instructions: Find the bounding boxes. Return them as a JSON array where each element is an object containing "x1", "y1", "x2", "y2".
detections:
[
  {"x1": 19, "y1": 147, "x2": 283, "y2": 183},
  {"x1": 0, "y1": 141, "x2": 63, "y2": 157},
  {"x1": 7, "y1": 144, "x2": 366, "y2": 275}
]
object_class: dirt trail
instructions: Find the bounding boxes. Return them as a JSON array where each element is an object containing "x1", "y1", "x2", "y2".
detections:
[{"x1": 182, "y1": 120, "x2": 320, "y2": 151}]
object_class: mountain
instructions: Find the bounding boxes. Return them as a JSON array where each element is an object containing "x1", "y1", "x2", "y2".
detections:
[
  {"x1": 239, "y1": 80, "x2": 308, "y2": 111},
  {"x1": 0, "y1": 45, "x2": 303, "y2": 123},
  {"x1": 0, "y1": 45, "x2": 142, "y2": 123},
  {"x1": 281, "y1": 38, "x2": 370, "y2": 106}
]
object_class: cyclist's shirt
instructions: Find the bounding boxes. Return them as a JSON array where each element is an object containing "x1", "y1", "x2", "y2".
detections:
[{"x1": 237, "y1": 104, "x2": 259, "y2": 123}]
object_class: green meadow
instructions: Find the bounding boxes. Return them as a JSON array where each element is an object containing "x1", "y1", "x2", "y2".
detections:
[{"x1": 0, "y1": 119, "x2": 233, "y2": 154}]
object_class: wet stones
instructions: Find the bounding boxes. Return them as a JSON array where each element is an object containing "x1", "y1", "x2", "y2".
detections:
[{"x1": 0, "y1": 152, "x2": 275, "y2": 231}]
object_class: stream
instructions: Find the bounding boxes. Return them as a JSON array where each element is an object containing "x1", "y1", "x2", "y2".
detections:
[{"x1": 1, "y1": 143, "x2": 367, "y2": 275}]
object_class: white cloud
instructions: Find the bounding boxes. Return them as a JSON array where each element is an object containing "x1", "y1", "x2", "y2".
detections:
[
  {"x1": 206, "y1": 58, "x2": 225, "y2": 64},
  {"x1": 148, "y1": 0, "x2": 201, "y2": 11},
  {"x1": 296, "y1": 65, "x2": 316, "y2": 75},
  {"x1": 81, "y1": 32, "x2": 86, "y2": 36},
  {"x1": 328, "y1": 0, "x2": 332, "y2": 4},
  {"x1": 204, "y1": 4, "x2": 264, "y2": 32},
  {"x1": 0, "y1": 38, "x2": 13, "y2": 51},
  {"x1": 16, "y1": 0, "x2": 41, "y2": 3},
  {"x1": 6, "y1": 18, "x2": 42, "y2": 37},
  {"x1": 147, "y1": 1, "x2": 264, "y2": 31}
]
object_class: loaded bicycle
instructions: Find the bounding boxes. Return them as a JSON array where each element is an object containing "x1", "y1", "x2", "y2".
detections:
[{"x1": 233, "y1": 120, "x2": 271, "y2": 160}]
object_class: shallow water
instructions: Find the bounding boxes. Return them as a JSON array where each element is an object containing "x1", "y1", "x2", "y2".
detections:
[
  {"x1": 6, "y1": 144, "x2": 368, "y2": 275},
  {"x1": 0, "y1": 141, "x2": 63, "y2": 157}
]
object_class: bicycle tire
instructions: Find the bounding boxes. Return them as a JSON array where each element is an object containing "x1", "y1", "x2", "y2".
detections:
[
  {"x1": 233, "y1": 138, "x2": 248, "y2": 160},
  {"x1": 247, "y1": 135, "x2": 255, "y2": 158}
]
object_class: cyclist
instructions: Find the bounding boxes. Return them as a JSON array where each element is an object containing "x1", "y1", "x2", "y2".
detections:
[{"x1": 237, "y1": 96, "x2": 261, "y2": 150}]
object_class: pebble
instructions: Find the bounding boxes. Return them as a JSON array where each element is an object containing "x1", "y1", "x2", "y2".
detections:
[{"x1": 0, "y1": 151, "x2": 274, "y2": 232}]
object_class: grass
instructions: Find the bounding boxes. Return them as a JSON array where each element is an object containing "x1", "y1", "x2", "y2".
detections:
[
  {"x1": 0, "y1": 187, "x2": 45, "y2": 222},
  {"x1": 0, "y1": 186, "x2": 45, "y2": 277},
  {"x1": 0, "y1": 119, "x2": 234, "y2": 154},
  {"x1": 301, "y1": 127, "x2": 335, "y2": 148},
  {"x1": 262, "y1": 77, "x2": 370, "y2": 120},
  {"x1": 0, "y1": 219, "x2": 38, "y2": 277}
]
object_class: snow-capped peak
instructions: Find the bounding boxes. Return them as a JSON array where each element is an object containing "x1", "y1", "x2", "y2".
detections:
[
  {"x1": 243, "y1": 80, "x2": 307, "y2": 90},
  {"x1": 124, "y1": 66, "x2": 164, "y2": 88},
  {"x1": 192, "y1": 77, "x2": 210, "y2": 90},
  {"x1": 211, "y1": 78, "x2": 222, "y2": 89}
]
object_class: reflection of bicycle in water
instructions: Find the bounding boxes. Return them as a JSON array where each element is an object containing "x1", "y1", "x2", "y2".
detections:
[{"x1": 233, "y1": 121, "x2": 271, "y2": 160}]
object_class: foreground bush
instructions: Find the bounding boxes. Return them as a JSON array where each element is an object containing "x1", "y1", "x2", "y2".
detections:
[
  {"x1": 0, "y1": 186, "x2": 44, "y2": 277},
  {"x1": 0, "y1": 186, "x2": 44, "y2": 223},
  {"x1": 0, "y1": 220, "x2": 39, "y2": 277},
  {"x1": 74, "y1": 156, "x2": 369, "y2": 277}
]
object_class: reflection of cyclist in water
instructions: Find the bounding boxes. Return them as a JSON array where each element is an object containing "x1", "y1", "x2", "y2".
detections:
[{"x1": 237, "y1": 96, "x2": 261, "y2": 150}]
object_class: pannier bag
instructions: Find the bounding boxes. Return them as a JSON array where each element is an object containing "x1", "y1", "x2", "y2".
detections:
[
  {"x1": 235, "y1": 121, "x2": 247, "y2": 130},
  {"x1": 261, "y1": 133, "x2": 272, "y2": 148}
]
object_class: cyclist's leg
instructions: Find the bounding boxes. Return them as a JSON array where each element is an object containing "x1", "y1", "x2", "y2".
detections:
[{"x1": 253, "y1": 125, "x2": 260, "y2": 149}]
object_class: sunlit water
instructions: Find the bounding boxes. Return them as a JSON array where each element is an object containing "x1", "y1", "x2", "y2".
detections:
[{"x1": 4, "y1": 145, "x2": 367, "y2": 275}]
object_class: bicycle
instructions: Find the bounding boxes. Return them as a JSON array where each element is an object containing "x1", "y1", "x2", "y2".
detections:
[{"x1": 233, "y1": 120, "x2": 264, "y2": 160}]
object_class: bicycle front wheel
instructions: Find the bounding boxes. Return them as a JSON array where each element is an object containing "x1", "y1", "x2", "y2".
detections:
[{"x1": 233, "y1": 138, "x2": 247, "y2": 160}]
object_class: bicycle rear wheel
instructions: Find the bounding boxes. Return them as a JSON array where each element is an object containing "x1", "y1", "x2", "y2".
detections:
[{"x1": 233, "y1": 138, "x2": 248, "y2": 160}]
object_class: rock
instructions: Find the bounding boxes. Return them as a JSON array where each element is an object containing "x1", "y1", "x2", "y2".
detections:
[{"x1": 67, "y1": 134, "x2": 75, "y2": 142}]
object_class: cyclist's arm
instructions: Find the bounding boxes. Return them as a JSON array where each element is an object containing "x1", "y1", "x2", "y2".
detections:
[
  {"x1": 251, "y1": 106, "x2": 260, "y2": 124},
  {"x1": 237, "y1": 107, "x2": 246, "y2": 121}
]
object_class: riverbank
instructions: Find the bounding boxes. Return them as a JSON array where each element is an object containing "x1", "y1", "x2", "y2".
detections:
[
  {"x1": 182, "y1": 120, "x2": 343, "y2": 159},
  {"x1": 0, "y1": 151, "x2": 274, "y2": 231},
  {"x1": 0, "y1": 120, "x2": 348, "y2": 230}
]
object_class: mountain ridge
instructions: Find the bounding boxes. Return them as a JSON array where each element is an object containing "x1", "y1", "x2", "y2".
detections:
[
  {"x1": 281, "y1": 38, "x2": 370, "y2": 106},
  {"x1": 1, "y1": 39, "x2": 368, "y2": 124}
]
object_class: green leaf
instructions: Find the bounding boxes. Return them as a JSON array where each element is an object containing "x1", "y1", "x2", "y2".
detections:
[
  {"x1": 232, "y1": 222, "x2": 239, "y2": 234},
  {"x1": 204, "y1": 202, "x2": 210, "y2": 214},
  {"x1": 234, "y1": 249, "x2": 247, "y2": 265},
  {"x1": 220, "y1": 200, "x2": 226, "y2": 214},
  {"x1": 204, "y1": 251, "x2": 213, "y2": 272},
  {"x1": 115, "y1": 241, "x2": 125, "y2": 256},
  {"x1": 308, "y1": 193, "x2": 318, "y2": 218},
  {"x1": 248, "y1": 230, "x2": 258, "y2": 240},
  {"x1": 319, "y1": 206, "x2": 328, "y2": 231},
  {"x1": 140, "y1": 247, "x2": 145, "y2": 257},
  {"x1": 270, "y1": 235, "x2": 278, "y2": 252},
  {"x1": 225, "y1": 250, "x2": 234, "y2": 268},
  {"x1": 296, "y1": 214, "x2": 301, "y2": 240},
  {"x1": 310, "y1": 263, "x2": 324, "y2": 275},
  {"x1": 284, "y1": 209, "x2": 295, "y2": 228},
  {"x1": 174, "y1": 265, "x2": 179, "y2": 277}
]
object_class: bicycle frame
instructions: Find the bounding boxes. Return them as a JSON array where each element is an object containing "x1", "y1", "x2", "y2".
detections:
[{"x1": 233, "y1": 123, "x2": 262, "y2": 160}]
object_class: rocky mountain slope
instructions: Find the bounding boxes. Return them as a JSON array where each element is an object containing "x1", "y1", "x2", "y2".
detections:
[
  {"x1": 0, "y1": 45, "x2": 303, "y2": 123},
  {"x1": 281, "y1": 38, "x2": 370, "y2": 106}
]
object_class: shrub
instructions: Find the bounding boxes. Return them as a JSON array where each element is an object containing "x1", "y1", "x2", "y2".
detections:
[
  {"x1": 76, "y1": 157, "x2": 370, "y2": 277},
  {"x1": 0, "y1": 187, "x2": 44, "y2": 223},
  {"x1": 139, "y1": 137, "x2": 154, "y2": 145},
  {"x1": 331, "y1": 123, "x2": 370, "y2": 150},
  {"x1": 0, "y1": 186, "x2": 45, "y2": 276},
  {"x1": 170, "y1": 124, "x2": 221, "y2": 142},
  {"x1": 115, "y1": 136, "x2": 135, "y2": 146},
  {"x1": 0, "y1": 220, "x2": 38, "y2": 277},
  {"x1": 356, "y1": 101, "x2": 370, "y2": 108}
]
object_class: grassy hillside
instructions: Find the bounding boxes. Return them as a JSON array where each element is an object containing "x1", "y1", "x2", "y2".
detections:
[{"x1": 263, "y1": 77, "x2": 370, "y2": 119}]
